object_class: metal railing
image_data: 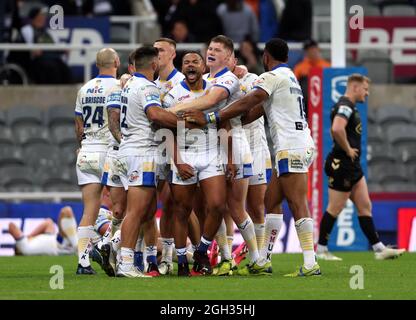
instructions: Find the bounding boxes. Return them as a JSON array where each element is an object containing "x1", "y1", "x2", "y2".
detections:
[
  {"x1": 0, "y1": 42, "x2": 414, "y2": 83},
  {"x1": 0, "y1": 192, "x2": 82, "y2": 203}
]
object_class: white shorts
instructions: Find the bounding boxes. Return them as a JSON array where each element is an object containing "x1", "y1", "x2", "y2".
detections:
[
  {"x1": 221, "y1": 133, "x2": 253, "y2": 180},
  {"x1": 275, "y1": 147, "x2": 316, "y2": 177},
  {"x1": 249, "y1": 148, "x2": 272, "y2": 185},
  {"x1": 16, "y1": 234, "x2": 58, "y2": 256},
  {"x1": 76, "y1": 149, "x2": 107, "y2": 185},
  {"x1": 118, "y1": 154, "x2": 157, "y2": 188},
  {"x1": 171, "y1": 151, "x2": 224, "y2": 185},
  {"x1": 101, "y1": 148, "x2": 124, "y2": 188}
]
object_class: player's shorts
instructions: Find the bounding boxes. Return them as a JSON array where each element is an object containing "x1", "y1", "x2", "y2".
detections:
[
  {"x1": 249, "y1": 148, "x2": 272, "y2": 185},
  {"x1": 101, "y1": 147, "x2": 124, "y2": 188},
  {"x1": 275, "y1": 147, "x2": 316, "y2": 177},
  {"x1": 324, "y1": 153, "x2": 363, "y2": 192},
  {"x1": 118, "y1": 154, "x2": 157, "y2": 188},
  {"x1": 15, "y1": 234, "x2": 58, "y2": 256},
  {"x1": 221, "y1": 133, "x2": 253, "y2": 180},
  {"x1": 171, "y1": 151, "x2": 224, "y2": 185},
  {"x1": 76, "y1": 149, "x2": 107, "y2": 185}
]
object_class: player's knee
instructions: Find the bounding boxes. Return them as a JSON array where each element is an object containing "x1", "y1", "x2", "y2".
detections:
[
  {"x1": 209, "y1": 202, "x2": 227, "y2": 218},
  {"x1": 60, "y1": 206, "x2": 73, "y2": 217},
  {"x1": 112, "y1": 203, "x2": 125, "y2": 219}
]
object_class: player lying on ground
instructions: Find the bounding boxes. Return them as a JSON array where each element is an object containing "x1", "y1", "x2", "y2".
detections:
[{"x1": 9, "y1": 206, "x2": 78, "y2": 256}]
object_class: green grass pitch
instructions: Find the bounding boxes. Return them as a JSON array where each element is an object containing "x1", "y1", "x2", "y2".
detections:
[{"x1": 0, "y1": 252, "x2": 415, "y2": 300}]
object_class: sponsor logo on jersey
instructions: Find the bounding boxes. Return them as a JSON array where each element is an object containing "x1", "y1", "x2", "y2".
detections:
[
  {"x1": 86, "y1": 86, "x2": 104, "y2": 94},
  {"x1": 129, "y1": 171, "x2": 139, "y2": 182}
]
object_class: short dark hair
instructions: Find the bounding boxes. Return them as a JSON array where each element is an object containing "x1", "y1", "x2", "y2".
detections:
[
  {"x1": 265, "y1": 38, "x2": 289, "y2": 62},
  {"x1": 182, "y1": 50, "x2": 204, "y2": 62},
  {"x1": 303, "y1": 39, "x2": 318, "y2": 51},
  {"x1": 210, "y1": 35, "x2": 234, "y2": 53},
  {"x1": 132, "y1": 46, "x2": 159, "y2": 70},
  {"x1": 128, "y1": 50, "x2": 135, "y2": 66},
  {"x1": 154, "y1": 37, "x2": 177, "y2": 49}
]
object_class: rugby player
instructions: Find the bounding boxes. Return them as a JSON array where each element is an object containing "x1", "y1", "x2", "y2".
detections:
[
  {"x1": 184, "y1": 38, "x2": 321, "y2": 277},
  {"x1": 154, "y1": 38, "x2": 185, "y2": 275},
  {"x1": 74, "y1": 48, "x2": 120, "y2": 275},
  {"x1": 170, "y1": 35, "x2": 260, "y2": 277},
  {"x1": 9, "y1": 206, "x2": 78, "y2": 256},
  {"x1": 163, "y1": 51, "x2": 228, "y2": 276},
  {"x1": 228, "y1": 56, "x2": 272, "y2": 266},
  {"x1": 115, "y1": 46, "x2": 187, "y2": 278},
  {"x1": 316, "y1": 74, "x2": 405, "y2": 261}
]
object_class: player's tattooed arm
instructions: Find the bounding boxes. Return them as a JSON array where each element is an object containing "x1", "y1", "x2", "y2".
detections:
[
  {"x1": 108, "y1": 108, "x2": 122, "y2": 144},
  {"x1": 75, "y1": 115, "x2": 84, "y2": 147},
  {"x1": 241, "y1": 103, "x2": 264, "y2": 125}
]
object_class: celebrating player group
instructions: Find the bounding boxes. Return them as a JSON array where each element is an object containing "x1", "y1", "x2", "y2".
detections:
[{"x1": 73, "y1": 35, "x2": 404, "y2": 278}]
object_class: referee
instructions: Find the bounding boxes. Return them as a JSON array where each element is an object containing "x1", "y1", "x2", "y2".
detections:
[{"x1": 316, "y1": 74, "x2": 405, "y2": 261}]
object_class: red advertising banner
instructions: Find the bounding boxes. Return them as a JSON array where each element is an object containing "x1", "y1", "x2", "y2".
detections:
[
  {"x1": 349, "y1": 17, "x2": 416, "y2": 78},
  {"x1": 398, "y1": 208, "x2": 416, "y2": 250},
  {"x1": 308, "y1": 67, "x2": 324, "y2": 243}
]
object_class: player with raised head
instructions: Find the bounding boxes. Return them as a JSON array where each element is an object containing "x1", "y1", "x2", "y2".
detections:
[
  {"x1": 170, "y1": 35, "x2": 260, "y2": 277},
  {"x1": 115, "y1": 46, "x2": 185, "y2": 278},
  {"x1": 74, "y1": 48, "x2": 120, "y2": 275},
  {"x1": 163, "y1": 51, "x2": 228, "y2": 276},
  {"x1": 317, "y1": 74, "x2": 405, "y2": 261},
  {"x1": 154, "y1": 38, "x2": 185, "y2": 275},
  {"x1": 184, "y1": 38, "x2": 321, "y2": 277}
]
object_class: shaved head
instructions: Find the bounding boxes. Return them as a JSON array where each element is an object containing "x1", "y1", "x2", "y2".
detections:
[{"x1": 96, "y1": 48, "x2": 119, "y2": 69}]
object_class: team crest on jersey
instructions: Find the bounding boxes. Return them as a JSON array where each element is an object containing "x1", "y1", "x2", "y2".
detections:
[
  {"x1": 129, "y1": 171, "x2": 139, "y2": 182},
  {"x1": 145, "y1": 93, "x2": 160, "y2": 102}
]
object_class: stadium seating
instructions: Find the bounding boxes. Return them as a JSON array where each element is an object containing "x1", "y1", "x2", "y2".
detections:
[
  {"x1": 367, "y1": 105, "x2": 416, "y2": 191},
  {"x1": 0, "y1": 101, "x2": 415, "y2": 193}
]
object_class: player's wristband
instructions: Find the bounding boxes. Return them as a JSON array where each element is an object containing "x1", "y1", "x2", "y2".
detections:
[{"x1": 206, "y1": 111, "x2": 220, "y2": 124}]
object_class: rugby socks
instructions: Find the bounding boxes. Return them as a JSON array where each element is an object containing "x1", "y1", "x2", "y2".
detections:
[
  {"x1": 215, "y1": 220, "x2": 232, "y2": 260},
  {"x1": 61, "y1": 217, "x2": 78, "y2": 248},
  {"x1": 358, "y1": 216, "x2": 386, "y2": 252},
  {"x1": 317, "y1": 211, "x2": 337, "y2": 250},
  {"x1": 254, "y1": 223, "x2": 265, "y2": 250},
  {"x1": 227, "y1": 236, "x2": 234, "y2": 253},
  {"x1": 160, "y1": 237, "x2": 174, "y2": 263},
  {"x1": 111, "y1": 217, "x2": 123, "y2": 237},
  {"x1": 134, "y1": 235, "x2": 145, "y2": 270},
  {"x1": 176, "y1": 247, "x2": 188, "y2": 264},
  {"x1": 146, "y1": 245, "x2": 158, "y2": 265},
  {"x1": 97, "y1": 224, "x2": 112, "y2": 250},
  {"x1": 197, "y1": 236, "x2": 212, "y2": 254},
  {"x1": 237, "y1": 217, "x2": 259, "y2": 264},
  {"x1": 260, "y1": 214, "x2": 283, "y2": 263},
  {"x1": 77, "y1": 226, "x2": 95, "y2": 267},
  {"x1": 295, "y1": 217, "x2": 316, "y2": 270},
  {"x1": 119, "y1": 247, "x2": 134, "y2": 271}
]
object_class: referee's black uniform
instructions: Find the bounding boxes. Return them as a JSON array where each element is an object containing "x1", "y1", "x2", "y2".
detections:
[{"x1": 325, "y1": 96, "x2": 363, "y2": 192}]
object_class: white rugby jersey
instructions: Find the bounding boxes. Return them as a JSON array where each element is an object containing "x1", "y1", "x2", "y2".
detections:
[
  {"x1": 105, "y1": 82, "x2": 123, "y2": 149},
  {"x1": 254, "y1": 64, "x2": 314, "y2": 152},
  {"x1": 240, "y1": 72, "x2": 269, "y2": 152},
  {"x1": 163, "y1": 79, "x2": 215, "y2": 151},
  {"x1": 75, "y1": 75, "x2": 119, "y2": 150},
  {"x1": 119, "y1": 73, "x2": 162, "y2": 155},
  {"x1": 155, "y1": 68, "x2": 184, "y2": 101},
  {"x1": 203, "y1": 67, "x2": 242, "y2": 125}
]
